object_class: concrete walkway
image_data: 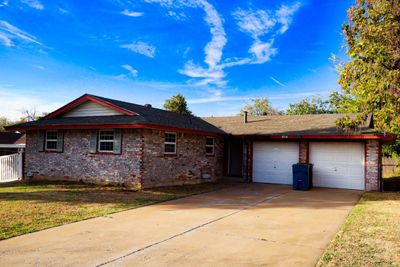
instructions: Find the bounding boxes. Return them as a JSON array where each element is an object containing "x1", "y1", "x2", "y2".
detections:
[{"x1": 0, "y1": 184, "x2": 361, "y2": 267}]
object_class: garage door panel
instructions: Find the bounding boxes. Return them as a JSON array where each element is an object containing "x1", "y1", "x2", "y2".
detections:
[
  {"x1": 310, "y1": 142, "x2": 365, "y2": 190},
  {"x1": 253, "y1": 142, "x2": 299, "y2": 184}
]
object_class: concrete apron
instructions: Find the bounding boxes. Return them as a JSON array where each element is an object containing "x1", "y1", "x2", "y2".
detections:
[{"x1": 0, "y1": 184, "x2": 361, "y2": 267}]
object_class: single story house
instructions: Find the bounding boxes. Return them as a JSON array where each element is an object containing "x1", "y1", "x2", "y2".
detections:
[
  {"x1": 0, "y1": 132, "x2": 25, "y2": 156},
  {"x1": 6, "y1": 94, "x2": 396, "y2": 191}
]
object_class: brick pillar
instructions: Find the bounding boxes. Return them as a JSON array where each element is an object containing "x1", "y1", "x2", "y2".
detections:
[
  {"x1": 299, "y1": 140, "x2": 309, "y2": 164},
  {"x1": 365, "y1": 140, "x2": 380, "y2": 191},
  {"x1": 242, "y1": 140, "x2": 253, "y2": 182}
]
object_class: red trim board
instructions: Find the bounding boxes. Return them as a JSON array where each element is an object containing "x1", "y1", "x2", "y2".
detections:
[{"x1": 6, "y1": 123, "x2": 221, "y2": 137}]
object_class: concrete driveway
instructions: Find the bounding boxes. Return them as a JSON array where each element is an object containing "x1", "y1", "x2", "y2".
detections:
[{"x1": 0, "y1": 184, "x2": 361, "y2": 267}]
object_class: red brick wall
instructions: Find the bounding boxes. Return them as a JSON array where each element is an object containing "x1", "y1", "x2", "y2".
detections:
[
  {"x1": 25, "y1": 129, "x2": 143, "y2": 187},
  {"x1": 141, "y1": 129, "x2": 224, "y2": 188},
  {"x1": 25, "y1": 129, "x2": 224, "y2": 188},
  {"x1": 299, "y1": 140, "x2": 309, "y2": 164},
  {"x1": 365, "y1": 140, "x2": 380, "y2": 191}
]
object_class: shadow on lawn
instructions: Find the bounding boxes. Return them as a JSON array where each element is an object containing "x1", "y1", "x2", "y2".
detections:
[{"x1": 0, "y1": 180, "x2": 236, "y2": 206}]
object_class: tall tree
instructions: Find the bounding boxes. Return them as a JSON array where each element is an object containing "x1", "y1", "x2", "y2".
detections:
[
  {"x1": 19, "y1": 107, "x2": 40, "y2": 122},
  {"x1": 0, "y1": 109, "x2": 48, "y2": 131},
  {"x1": 336, "y1": 0, "x2": 400, "y2": 133},
  {"x1": 327, "y1": 91, "x2": 360, "y2": 113},
  {"x1": 240, "y1": 97, "x2": 281, "y2": 116},
  {"x1": 286, "y1": 95, "x2": 330, "y2": 115},
  {"x1": 0, "y1": 117, "x2": 11, "y2": 132},
  {"x1": 335, "y1": 0, "x2": 400, "y2": 157},
  {"x1": 286, "y1": 92, "x2": 360, "y2": 115},
  {"x1": 163, "y1": 94, "x2": 192, "y2": 116}
]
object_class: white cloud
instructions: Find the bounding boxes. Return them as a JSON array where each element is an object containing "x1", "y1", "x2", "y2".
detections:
[
  {"x1": 276, "y1": 2, "x2": 301, "y2": 34},
  {"x1": 32, "y1": 64, "x2": 45, "y2": 70},
  {"x1": 220, "y1": 57, "x2": 251, "y2": 68},
  {"x1": 121, "y1": 9, "x2": 144, "y2": 17},
  {"x1": 230, "y1": 3, "x2": 300, "y2": 67},
  {"x1": 249, "y1": 40, "x2": 277, "y2": 64},
  {"x1": 188, "y1": 95, "x2": 248, "y2": 104},
  {"x1": 232, "y1": 8, "x2": 276, "y2": 39},
  {"x1": 144, "y1": 1, "x2": 300, "y2": 87},
  {"x1": 121, "y1": 64, "x2": 138, "y2": 77},
  {"x1": 0, "y1": 0, "x2": 8, "y2": 7},
  {"x1": 21, "y1": 0, "x2": 44, "y2": 10},
  {"x1": 179, "y1": 61, "x2": 224, "y2": 79},
  {"x1": 144, "y1": 0, "x2": 227, "y2": 87},
  {"x1": 167, "y1": 10, "x2": 187, "y2": 20},
  {"x1": 58, "y1": 8, "x2": 69, "y2": 14},
  {"x1": 269, "y1": 76, "x2": 287, "y2": 87},
  {"x1": 0, "y1": 20, "x2": 42, "y2": 47},
  {"x1": 0, "y1": 33, "x2": 13, "y2": 46},
  {"x1": 188, "y1": 91, "x2": 322, "y2": 105},
  {"x1": 143, "y1": 0, "x2": 191, "y2": 9},
  {"x1": 199, "y1": 0, "x2": 226, "y2": 70},
  {"x1": 120, "y1": 41, "x2": 156, "y2": 58}
]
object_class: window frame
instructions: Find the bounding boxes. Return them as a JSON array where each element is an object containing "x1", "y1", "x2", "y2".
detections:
[
  {"x1": 45, "y1": 130, "x2": 58, "y2": 151},
  {"x1": 97, "y1": 129, "x2": 115, "y2": 153},
  {"x1": 205, "y1": 136, "x2": 215, "y2": 155},
  {"x1": 164, "y1": 132, "x2": 177, "y2": 154}
]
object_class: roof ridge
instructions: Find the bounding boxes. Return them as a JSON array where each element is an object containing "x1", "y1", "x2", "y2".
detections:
[
  {"x1": 202, "y1": 113, "x2": 360, "y2": 119},
  {"x1": 92, "y1": 94, "x2": 202, "y2": 120}
]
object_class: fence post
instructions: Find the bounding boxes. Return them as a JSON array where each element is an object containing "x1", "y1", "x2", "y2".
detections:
[
  {"x1": 18, "y1": 149, "x2": 23, "y2": 179},
  {"x1": 379, "y1": 164, "x2": 383, "y2": 192}
]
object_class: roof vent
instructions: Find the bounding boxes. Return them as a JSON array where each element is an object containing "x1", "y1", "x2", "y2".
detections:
[
  {"x1": 244, "y1": 111, "x2": 248, "y2": 124},
  {"x1": 144, "y1": 104, "x2": 152, "y2": 108}
]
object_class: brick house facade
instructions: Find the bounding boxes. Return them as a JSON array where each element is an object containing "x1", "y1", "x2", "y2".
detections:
[
  {"x1": 8, "y1": 94, "x2": 396, "y2": 191},
  {"x1": 25, "y1": 128, "x2": 223, "y2": 188}
]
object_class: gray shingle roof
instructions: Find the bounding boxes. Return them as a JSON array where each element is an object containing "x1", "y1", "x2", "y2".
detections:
[
  {"x1": 202, "y1": 114, "x2": 379, "y2": 136},
  {"x1": 0, "y1": 132, "x2": 25, "y2": 144},
  {"x1": 7, "y1": 94, "x2": 226, "y2": 134},
  {"x1": 7, "y1": 94, "x2": 386, "y2": 137}
]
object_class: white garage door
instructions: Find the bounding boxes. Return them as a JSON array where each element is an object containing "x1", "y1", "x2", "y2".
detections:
[
  {"x1": 310, "y1": 142, "x2": 365, "y2": 190},
  {"x1": 253, "y1": 142, "x2": 299, "y2": 184}
]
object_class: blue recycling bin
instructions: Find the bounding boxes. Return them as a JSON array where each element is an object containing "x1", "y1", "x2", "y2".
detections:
[{"x1": 292, "y1": 164, "x2": 313, "y2": 190}]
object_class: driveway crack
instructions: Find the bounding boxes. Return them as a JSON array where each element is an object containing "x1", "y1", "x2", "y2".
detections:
[{"x1": 97, "y1": 190, "x2": 290, "y2": 266}]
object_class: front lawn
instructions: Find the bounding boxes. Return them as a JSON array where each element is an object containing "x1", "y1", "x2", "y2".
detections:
[
  {"x1": 0, "y1": 180, "x2": 234, "y2": 240},
  {"x1": 318, "y1": 192, "x2": 400, "y2": 266}
]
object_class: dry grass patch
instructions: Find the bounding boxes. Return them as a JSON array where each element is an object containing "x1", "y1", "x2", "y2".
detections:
[
  {"x1": 0, "y1": 180, "x2": 234, "y2": 240},
  {"x1": 318, "y1": 192, "x2": 400, "y2": 266}
]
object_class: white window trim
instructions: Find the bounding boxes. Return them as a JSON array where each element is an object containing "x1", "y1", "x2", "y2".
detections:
[
  {"x1": 164, "y1": 132, "x2": 177, "y2": 154},
  {"x1": 98, "y1": 129, "x2": 115, "y2": 153},
  {"x1": 206, "y1": 136, "x2": 215, "y2": 155},
  {"x1": 45, "y1": 130, "x2": 58, "y2": 151}
]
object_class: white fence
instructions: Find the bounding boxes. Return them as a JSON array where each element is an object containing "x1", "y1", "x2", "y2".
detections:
[{"x1": 0, "y1": 153, "x2": 23, "y2": 183}]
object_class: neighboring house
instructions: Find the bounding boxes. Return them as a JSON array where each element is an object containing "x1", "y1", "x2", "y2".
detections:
[
  {"x1": 0, "y1": 132, "x2": 25, "y2": 156},
  {"x1": 204, "y1": 114, "x2": 396, "y2": 191},
  {"x1": 6, "y1": 94, "x2": 225, "y2": 188},
  {"x1": 6, "y1": 94, "x2": 396, "y2": 191}
]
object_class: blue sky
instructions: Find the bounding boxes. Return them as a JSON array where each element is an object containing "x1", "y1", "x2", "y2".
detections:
[{"x1": 0, "y1": 0, "x2": 352, "y2": 119}]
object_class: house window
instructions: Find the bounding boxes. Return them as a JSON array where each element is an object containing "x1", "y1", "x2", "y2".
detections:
[
  {"x1": 206, "y1": 137, "x2": 214, "y2": 155},
  {"x1": 45, "y1": 131, "x2": 58, "y2": 151},
  {"x1": 98, "y1": 130, "x2": 114, "y2": 152},
  {"x1": 164, "y1": 132, "x2": 176, "y2": 154}
]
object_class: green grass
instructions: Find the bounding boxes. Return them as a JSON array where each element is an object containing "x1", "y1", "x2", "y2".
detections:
[
  {"x1": 318, "y1": 192, "x2": 400, "y2": 266},
  {"x1": 0, "y1": 180, "x2": 235, "y2": 240}
]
